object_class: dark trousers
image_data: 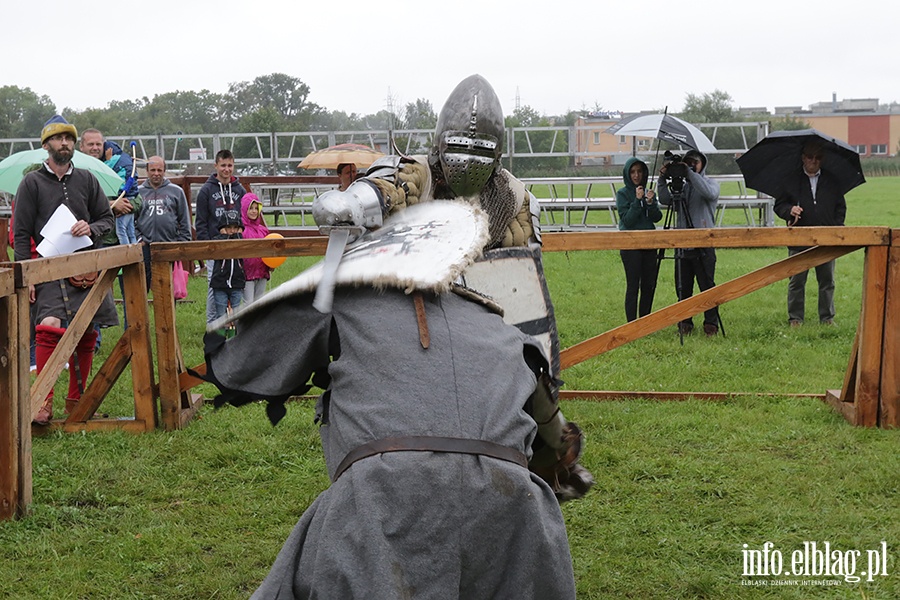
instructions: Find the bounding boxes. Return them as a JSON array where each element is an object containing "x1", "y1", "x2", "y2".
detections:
[
  {"x1": 620, "y1": 249, "x2": 657, "y2": 322},
  {"x1": 142, "y1": 243, "x2": 153, "y2": 292},
  {"x1": 675, "y1": 248, "x2": 719, "y2": 327},
  {"x1": 787, "y1": 247, "x2": 835, "y2": 323},
  {"x1": 95, "y1": 240, "x2": 129, "y2": 341}
]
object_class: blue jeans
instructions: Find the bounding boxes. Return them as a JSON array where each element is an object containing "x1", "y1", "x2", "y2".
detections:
[
  {"x1": 213, "y1": 289, "x2": 243, "y2": 321},
  {"x1": 116, "y1": 213, "x2": 136, "y2": 245},
  {"x1": 206, "y1": 260, "x2": 216, "y2": 323}
]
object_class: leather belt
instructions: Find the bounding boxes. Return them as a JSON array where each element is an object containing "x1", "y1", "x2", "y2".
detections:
[{"x1": 332, "y1": 435, "x2": 528, "y2": 482}]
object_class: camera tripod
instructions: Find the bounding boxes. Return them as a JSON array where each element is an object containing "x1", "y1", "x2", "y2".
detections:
[{"x1": 653, "y1": 186, "x2": 725, "y2": 344}]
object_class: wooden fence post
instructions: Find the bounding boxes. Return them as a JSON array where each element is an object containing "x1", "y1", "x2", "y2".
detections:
[
  {"x1": 0, "y1": 268, "x2": 18, "y2": 520},
  {"x1": 880, "y1": 231, "x2": 900, "y2": 427},
  {"x1": 851, "y1": 246, "x2": 889, "y2": 427}
]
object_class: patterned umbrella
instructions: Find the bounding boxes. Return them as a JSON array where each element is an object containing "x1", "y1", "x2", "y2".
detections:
[
  {"x1": 606, "y1": 113, "x2": 716, "y2": 153},
  {"x1": 297, "y1": 143, "x2": 385, "y2": 171},
  {"x1": 0, "y1": 148, "x2": 124, "y2": 195}
]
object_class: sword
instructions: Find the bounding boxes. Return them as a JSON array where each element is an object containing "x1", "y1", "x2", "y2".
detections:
[
  {"x1": 310, "y1": 181, "x2": 386, "y2": 312},
  {"x1": 313, "y1": 226, "x2": 358, "y2": 313}
]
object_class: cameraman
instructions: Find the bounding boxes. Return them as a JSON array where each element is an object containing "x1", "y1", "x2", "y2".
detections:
[{"x1": 658, "y1": 149, "x2": 721, "y2": 336}]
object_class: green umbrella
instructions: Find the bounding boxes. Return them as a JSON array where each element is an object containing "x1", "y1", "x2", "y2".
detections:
[{"x1": 0, "y1": 148, "x2": 124, "y2": 196}]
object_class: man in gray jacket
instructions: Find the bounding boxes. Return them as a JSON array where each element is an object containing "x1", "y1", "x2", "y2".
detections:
[
  {"x1": 136, "y1": 156, "x2": 192, "y2": 289},
  {"x1": 658, "y1": 149, "x2": 721, "y2": 336}
]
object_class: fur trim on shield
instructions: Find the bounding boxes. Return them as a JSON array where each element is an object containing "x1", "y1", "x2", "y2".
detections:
[{"x1": 207, "y1": 200, "x2": 491, "y2": 332}]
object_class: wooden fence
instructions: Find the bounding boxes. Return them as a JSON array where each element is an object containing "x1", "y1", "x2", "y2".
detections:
[{"x1": 2, "y1": 225, "x2": 898, "y2": 520}]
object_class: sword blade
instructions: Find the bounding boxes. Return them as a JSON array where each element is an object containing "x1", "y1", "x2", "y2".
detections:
[{"x1": 313, "y1": 227, "x2": 352, "y2": 313}]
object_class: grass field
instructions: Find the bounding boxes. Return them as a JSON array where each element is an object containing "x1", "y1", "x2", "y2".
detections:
[{"x1": 1, "y1": 178, "x2": 898, "y2": 598}]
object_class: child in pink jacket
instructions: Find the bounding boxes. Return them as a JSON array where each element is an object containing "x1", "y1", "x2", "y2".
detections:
[{"x1": 240, "y1": 194, "x2": 272, "y2": 304}]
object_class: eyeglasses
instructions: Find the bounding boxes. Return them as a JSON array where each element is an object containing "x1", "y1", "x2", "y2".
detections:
[{"x1": 803, "y1": 154, "x2": 823, "y2": 160}]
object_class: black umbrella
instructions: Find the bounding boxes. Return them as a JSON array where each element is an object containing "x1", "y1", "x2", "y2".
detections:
[{"x1": 736, "y1": 129, "x2": 865, "y2": 199}]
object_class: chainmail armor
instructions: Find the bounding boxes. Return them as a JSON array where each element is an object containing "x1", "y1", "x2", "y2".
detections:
[
  {"x1": 479, "y1": 169, "x2": 520, "y2": 248},
  {"x1": 429, "y1": 161, "x2": 519, "y2": 248}
]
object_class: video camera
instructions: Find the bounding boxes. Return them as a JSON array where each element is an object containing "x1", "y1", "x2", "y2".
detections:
[{"x1": 662, "y1": 151, "x2": 690, "y2": 194}]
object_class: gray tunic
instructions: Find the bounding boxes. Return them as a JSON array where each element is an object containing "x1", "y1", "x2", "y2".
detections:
[{"x1": 205, "y1": 287, "x2": 576, "y2": 599}]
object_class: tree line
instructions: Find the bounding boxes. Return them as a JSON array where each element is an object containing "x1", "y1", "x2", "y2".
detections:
[
  {"x1": 0, "y1": 73, "x2": 444, "y2": 140},
  {"x1": 2, "y1": 73, "x2": 796, "y2": 139}
]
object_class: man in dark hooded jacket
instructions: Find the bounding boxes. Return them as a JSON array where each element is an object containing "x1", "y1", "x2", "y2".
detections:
[{"x1": 194, "y1": 149, "x2": 246, "y2": 322}]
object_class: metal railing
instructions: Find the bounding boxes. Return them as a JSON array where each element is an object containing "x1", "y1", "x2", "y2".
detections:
[
  {"x1": 0, "y1": 122, "x2": 768, "y2": 174},
  {"x1": 0, "y1": 173, "x2": 773, "y2": 227}
]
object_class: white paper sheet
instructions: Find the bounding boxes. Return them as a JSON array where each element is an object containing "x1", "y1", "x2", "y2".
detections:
[{"x1": 36, "y1": 205, "x2": 93, "y2": 257}]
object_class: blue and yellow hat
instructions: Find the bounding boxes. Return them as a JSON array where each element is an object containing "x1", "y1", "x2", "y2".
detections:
[{"x1": 40, "y1": 115, "x2": 78, "y2": 144}]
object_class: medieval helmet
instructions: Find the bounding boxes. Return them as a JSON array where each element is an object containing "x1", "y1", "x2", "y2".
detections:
[{"x1": 430, "y1": 74, "x2": 504, "y2": 197}]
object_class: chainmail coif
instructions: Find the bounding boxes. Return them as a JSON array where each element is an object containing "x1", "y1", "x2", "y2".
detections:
[{"x1": 431, "y1": 164, "x2": 518, "y2": 249}]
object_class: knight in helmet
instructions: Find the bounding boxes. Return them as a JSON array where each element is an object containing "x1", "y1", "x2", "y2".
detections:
[
  {"x1": 313, "y1": 74, "x2": 539, "y2": 250},
  {"x1": 313, "y1": 75, "x2": 559, "y2": 370}
]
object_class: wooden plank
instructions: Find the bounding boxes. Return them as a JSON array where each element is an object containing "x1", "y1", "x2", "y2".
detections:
[
  {"x1": 179, "y1": 362, "x2": 207, "y2": 393},
  {"x1": 170, "y1": 175, "x2": 338, "y2": 188},
  {"x1": 41, "y1": 419, "x2": 151, "y2": 434},
  {"x1": 561, "y1": 245, "x2": 858, "y2": 369},
  {"x1": 879, "y1": 233, "x2": 900, "y2": 428},
  {"x1": 543, "y1": 226, "x2": 890, "y2": 252},
  {"x1": 121, "y1": 261, "x2": 156, "y2": 430},
  {"x1": 854, "y1": 246, "x2": 889, "y2": 427},
  {"x1": 29, "y1": 268, "x2": 118, "y2": 420},
  {"x1": 66, "y1": 331, "x2": 131, "y2": 423},
  {"x1": 12, "y1": 244, "x2": 142, "y2": 288},
  {"x1": 15, "y1": 289, "x2": 31, "y2": 514},
  {"x1": 840, "y1": 327, "x2": 860, "y2": 405},
  {"x1": 179, "y1": 394, "x2": 204, "y2": 428},
  {"x1": 149, "y1": 237, "x2": 328, "y2": 262},
  {"x1": 825, "y1": 389, "x2": 856, "y2": 422},
  {"x1": 560, "y1": 390, "x2": 824, "y2": 401},
  {"x1": 0, "y1": 218, "x2": 7, "y2": 259},
  {"x1": 0, "y1": 288, "x2": 16, "y2": 520},
  {"x1": 150, "y1": 259, "x2": 182, "y2": 431},
  {"x1": 0, "y1": 266, "x2": 13, "y2": 297}
]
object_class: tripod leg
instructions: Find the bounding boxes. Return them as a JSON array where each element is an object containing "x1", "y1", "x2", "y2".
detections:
[{"x1": 651, "y1": 203, "x2": 676, "y2": 310}]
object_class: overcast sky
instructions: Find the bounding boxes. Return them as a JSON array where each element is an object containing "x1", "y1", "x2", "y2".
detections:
[{"x1": 5, "y1": 0, "x2": 896, "y2": 122}]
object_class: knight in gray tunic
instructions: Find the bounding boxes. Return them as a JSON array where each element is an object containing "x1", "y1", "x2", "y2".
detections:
[
  {"x1": 205, "y1": 286, "x2": 582, "y2": 599},
  {"x1": 201, "y1": 200, "x2": 592, "y2": 599}
]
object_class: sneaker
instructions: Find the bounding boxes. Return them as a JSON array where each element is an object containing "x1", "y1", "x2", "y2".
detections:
[{"x1": 703, "y1": 323, "x2": 718, "y2": 337}]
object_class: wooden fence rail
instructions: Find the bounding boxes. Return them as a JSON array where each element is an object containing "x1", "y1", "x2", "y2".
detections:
[
  {"x1": 0, "y1": 244, "x2": 154, "y2": 519},
  {"x1": 2, "y1": 225, "x2": 898, "y2": 520}
]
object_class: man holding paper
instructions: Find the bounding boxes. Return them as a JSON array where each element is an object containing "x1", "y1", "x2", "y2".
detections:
[{"x1": 13, "y1": 115, "x2": 119, "y2": 425}]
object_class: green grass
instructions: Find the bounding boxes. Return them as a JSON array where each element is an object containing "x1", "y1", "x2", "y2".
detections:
[{"x1": 2, "y1": 179, "x2": 899, "y2": 598}]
